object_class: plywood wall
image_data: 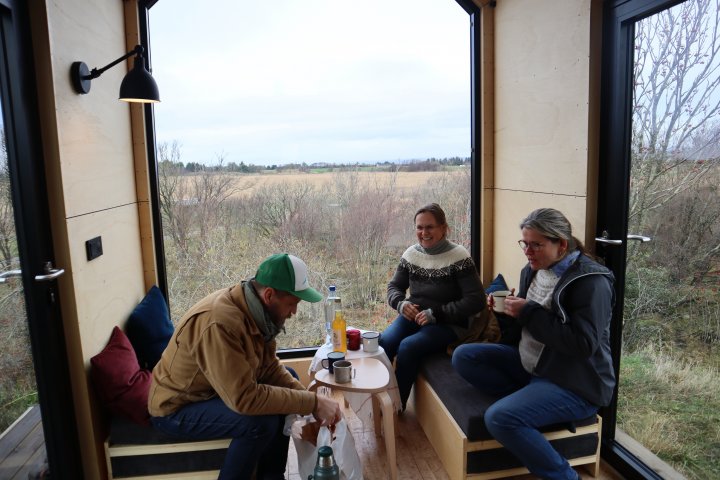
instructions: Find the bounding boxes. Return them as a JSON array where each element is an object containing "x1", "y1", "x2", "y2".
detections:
[
  {"x1": 29, "y1": 1, "x2": 151, "y2": 477},
  {"x1": 487, "y1": 0, "x2": 600, "y2": 289}
]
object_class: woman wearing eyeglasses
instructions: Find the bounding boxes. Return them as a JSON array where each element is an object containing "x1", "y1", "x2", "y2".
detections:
[{"x1": 452, "y1": 208, "x2": 616, "y2": 480}]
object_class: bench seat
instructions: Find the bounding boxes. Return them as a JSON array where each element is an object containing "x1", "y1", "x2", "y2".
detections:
[
  {"x1": 104, "y1": 416, "x2": 230, "y2": 479},
  {"x1": 415, "y1": 353, "x2": 601, "y2": 480}
]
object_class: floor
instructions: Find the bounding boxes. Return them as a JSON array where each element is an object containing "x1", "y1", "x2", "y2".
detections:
[
  {"x1": 0, "y1": 405, "x2": 46, "y2": 480},
  {"x1": 286, "y1": 391, "x2": 625, "y2": 480}
]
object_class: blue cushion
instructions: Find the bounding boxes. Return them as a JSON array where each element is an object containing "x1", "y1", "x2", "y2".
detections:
[
  {"x1": 126, "y1": 286, "x2": 173, "y2": 370},
  {"x1": 485, "y1": 273, "x2": 509, "y2": 294}
]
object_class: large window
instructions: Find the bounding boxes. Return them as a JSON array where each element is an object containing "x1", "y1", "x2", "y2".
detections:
[{"x1": 146, "y1": 1, "x2": 475, "y2": 349}]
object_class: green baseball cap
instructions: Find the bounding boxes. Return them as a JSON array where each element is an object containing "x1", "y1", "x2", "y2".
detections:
[{"x1": 255, "y1": 254, "x2": 323, "y2": 303}]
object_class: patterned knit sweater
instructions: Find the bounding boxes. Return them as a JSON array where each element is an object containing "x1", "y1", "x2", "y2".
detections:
[
  {"x1": 519, "y1": 269, "x2": 559, "y2": 373},
  {"x1": 387, "y1": 241, "x2": 485, "y2": 331}
]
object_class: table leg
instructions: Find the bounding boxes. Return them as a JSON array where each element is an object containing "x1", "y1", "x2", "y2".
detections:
[
  {"x1": 375, "y1": 391, "x2": 397, "y2": 480},
  {"x1": 372, "y1": 395, "x2": 382, "y2": 436}
]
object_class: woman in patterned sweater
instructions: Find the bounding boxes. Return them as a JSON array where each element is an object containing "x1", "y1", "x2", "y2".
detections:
[{"x1": 379, "y1": 203, "x2": 485, "y2": 410}]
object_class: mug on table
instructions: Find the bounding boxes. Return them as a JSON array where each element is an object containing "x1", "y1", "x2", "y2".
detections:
[
  {"x1": 346, "y1": 329, "x2": 361, "y2": 351},
  {"x1": 321, "y1": 351, "x2": 345, "y2": 374},
  {"x1": 361, "y1": 331, "x2": 380, "y2": 353},
  {"x1": 333, "y1": 360, "x2": 356, "y2": 384}
]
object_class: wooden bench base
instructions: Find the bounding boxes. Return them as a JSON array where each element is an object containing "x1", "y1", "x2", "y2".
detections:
[
  {"x1": 414, "y1": 373, "x2": 601, "y2": 480},
  {"x1": 104, "y1": 436, "x2": 230, "y2": 479},
  {"x1": 103, "y1": 416, "x2": 230, "y2": 480}
]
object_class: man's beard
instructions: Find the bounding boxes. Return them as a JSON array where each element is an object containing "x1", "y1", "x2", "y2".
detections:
[{"x1": 266, "y1": 304, "x2": 290, "y2": 330}]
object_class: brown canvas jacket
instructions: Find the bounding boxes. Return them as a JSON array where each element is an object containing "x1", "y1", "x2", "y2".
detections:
[{"x1": 148, "y1": 283, "x2": 316, "y2": 417}]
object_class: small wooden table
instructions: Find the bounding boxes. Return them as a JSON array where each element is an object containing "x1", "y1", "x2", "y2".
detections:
[{"x1": 310, "y1": 357, "x2": 397, "y2": 480}]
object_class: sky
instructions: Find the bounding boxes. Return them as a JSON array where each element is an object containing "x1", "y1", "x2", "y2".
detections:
[{"x1": 149, "y1": 0, "x2": 470, "y2": 166}]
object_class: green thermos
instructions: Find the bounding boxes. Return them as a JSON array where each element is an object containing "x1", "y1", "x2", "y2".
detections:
[{"x1": 307, "y1": 446, "x2": 340, "y2": 480}]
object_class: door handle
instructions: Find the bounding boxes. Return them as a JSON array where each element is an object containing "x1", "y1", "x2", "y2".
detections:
[
  {"x1": 627, "y1": 234, "x2": 652, "y2": 242},
  {"x1": 0, "y1": 269, "x2": 22, "y2": 284},
  {"x1": 34, "y1": 261, "x2": 65, "y2": 282},
  {"x1": 595, "y1": 231, "x2": 623, "y2": 246}
]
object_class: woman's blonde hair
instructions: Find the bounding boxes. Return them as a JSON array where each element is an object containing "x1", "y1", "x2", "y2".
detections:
[{"x1": 519, "y1": 208, "x2": 586, "y2": 254}]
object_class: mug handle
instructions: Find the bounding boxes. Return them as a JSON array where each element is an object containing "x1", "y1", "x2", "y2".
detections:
[{"x1": 321, "y1": 359, "x2": 329, "y2": 369}]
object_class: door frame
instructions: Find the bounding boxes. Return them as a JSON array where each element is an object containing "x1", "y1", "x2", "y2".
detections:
[
  {"x1": 0, "y1": 0, "x2": 83, "y2": 477},
  {"x1": 597, "y1": 0, "x2": 686, "y2": 478}
]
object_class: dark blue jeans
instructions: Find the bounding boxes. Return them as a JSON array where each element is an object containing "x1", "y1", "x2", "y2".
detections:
[
  {"x1": 452, "y1": 343, "x2": 597, "y2": 480},
  {"x1": 150, "y1": 367, "x2": 299, "y2": 480},
  {"x1": 379, "y1": 315, "x2": 458, "y2": 408}
]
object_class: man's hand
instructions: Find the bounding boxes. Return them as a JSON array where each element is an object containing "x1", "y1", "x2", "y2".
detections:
[{"x1": 313, "y1": 394, "x2": 342, "y2": 427}]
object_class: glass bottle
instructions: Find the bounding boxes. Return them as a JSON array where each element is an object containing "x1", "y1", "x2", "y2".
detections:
[
  {"x1": 323, "y1": 286, "x2": 339, "y2": 345},
  {"x1": 331, "y1": 308, "x2": 347, "y2": 353}
]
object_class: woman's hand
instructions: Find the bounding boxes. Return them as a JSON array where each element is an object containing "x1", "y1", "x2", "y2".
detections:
[
  {"x1": 487, "y1": 288, "x2": 515, "y2": 311},
  {"x1": 503, "y1": 295, "x2": 526, "y2": 318},
  {"x1": 402, "y1": 302, "x2": 421, "y2": 320},
  {"x1": 415, "y1": 310, "x2": 430, "y2": 326}
]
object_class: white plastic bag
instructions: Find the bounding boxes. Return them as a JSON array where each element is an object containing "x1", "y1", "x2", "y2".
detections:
[{"x1": 292, "y1": 416, "x2": 363, "y2": 480}]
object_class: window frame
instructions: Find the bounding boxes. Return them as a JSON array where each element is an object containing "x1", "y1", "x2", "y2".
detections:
[{"x1": 138, "y1": 0, "x2": 483, "y2": 358}]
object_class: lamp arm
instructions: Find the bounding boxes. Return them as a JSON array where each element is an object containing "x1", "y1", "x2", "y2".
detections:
[{"x1": 86, "y1": 45, "x2": 144, "y2": 81}]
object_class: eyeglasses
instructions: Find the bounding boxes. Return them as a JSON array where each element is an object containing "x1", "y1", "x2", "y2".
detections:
[{"x1": 518, "y1": 240, "x2": 545, "y2": 251}]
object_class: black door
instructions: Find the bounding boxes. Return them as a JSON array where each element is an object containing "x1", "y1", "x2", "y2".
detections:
[
  {"x1": 598, "y1": 0, "x2": 719, "y2": 478},
  {"x1": 0, "y1": 0, "x2": 83, "y2": 477}
]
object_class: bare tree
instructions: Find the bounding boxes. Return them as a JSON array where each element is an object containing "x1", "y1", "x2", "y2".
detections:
[
  {"x1": 630, "y1": 0, "x2": 720, "y2": 228},
  {"x1": 158, "y1": 142, "x2": 249, "y2": 259},
  {"x1": 625, "y1": 0, "x2": 720, "y2": 327},
  {"x1": 0, "y1": 129, "x2": 16, "y2": 270},
  {"x1": 158, "y1": 141, "x2": 193, "y2": 257}
]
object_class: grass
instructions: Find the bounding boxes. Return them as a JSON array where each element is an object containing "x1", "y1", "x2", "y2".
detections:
[{"x1": 618, "y1": 346, "x2": 720, "y2": 479}]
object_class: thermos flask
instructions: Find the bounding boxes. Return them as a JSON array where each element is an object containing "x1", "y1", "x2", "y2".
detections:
[{"x1": 307, "y1": 445, "x2": 340, "y2": 480}]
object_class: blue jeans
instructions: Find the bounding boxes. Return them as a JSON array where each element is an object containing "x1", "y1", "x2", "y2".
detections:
[
  {"x1": 379, "y1": 315, "x2": 458, "y2": 408},
  {"x1": 452, "y1": 343, "x2": 597, "y2": 480},
  {"x1": 150, "y1": 367, "x2": 299, "y2": 480}
]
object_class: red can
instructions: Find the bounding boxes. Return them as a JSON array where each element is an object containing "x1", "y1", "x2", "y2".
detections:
[{"x1": 346, "y1": 329, "x2": 361, "y2": 350}]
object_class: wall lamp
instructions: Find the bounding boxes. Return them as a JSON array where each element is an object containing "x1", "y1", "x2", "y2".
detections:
[{"x1": 71, "y1": 45, "x2": 160, "y2": 103}]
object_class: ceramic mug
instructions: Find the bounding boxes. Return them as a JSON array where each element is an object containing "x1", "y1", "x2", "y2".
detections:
[
  {"x1": 361, "y1": 331, "x2": 380, "y2": 353},
  {"x1": 347, "y1": 329, "x2": 361, "y2": 350},
  {"x1": 491, "y1": 290, "x2": 511, "y2": 313},
  {"x1": 333, "y1": 360, "x2": 356, "y2": 384},
  {"x1": 321, "y1": 351, "x2": 345, "y2": 374}
]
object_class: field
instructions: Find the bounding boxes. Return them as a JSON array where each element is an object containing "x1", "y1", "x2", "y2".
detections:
[{"x1": 179, "y1": 169, "x2": 462, "y2": 197}]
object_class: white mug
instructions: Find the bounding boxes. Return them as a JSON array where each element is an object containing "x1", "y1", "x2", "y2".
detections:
[
  {"x1": 361, "y1": 331, "x2": 380, "y2": 353},
  {"x1": 491, "y1": 290, "x2": 511, "y2": 313}
]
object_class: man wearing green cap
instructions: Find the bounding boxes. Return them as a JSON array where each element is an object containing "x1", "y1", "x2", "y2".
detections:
[{"x1": 149, "y1": 254, "x2": 341, "y2": 479}]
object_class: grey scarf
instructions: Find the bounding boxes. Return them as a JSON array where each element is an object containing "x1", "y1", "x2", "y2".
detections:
[{"x1": 243, "y1": 280, "x2": 284, "y2": 342}]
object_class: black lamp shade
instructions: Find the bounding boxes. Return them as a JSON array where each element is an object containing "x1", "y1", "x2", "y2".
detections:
[{"x1": 119, "y1": 57, "x2": 160, "y2": 103}]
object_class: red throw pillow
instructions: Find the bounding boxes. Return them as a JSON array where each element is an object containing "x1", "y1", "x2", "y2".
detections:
[{"x1": 90, "y1": 326, "x2": 152, "y2": 425}]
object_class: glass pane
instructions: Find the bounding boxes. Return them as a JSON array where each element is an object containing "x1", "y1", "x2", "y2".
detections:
[
  {"x1": 621, "y1": 1, "x2": 720, "y2": 478},
  {"x1": 150, "y1": 0, "x2": 471, "y2": 349},
  {"x1": 0, "y1": 116, "x2": 36, "y2": 433}
]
